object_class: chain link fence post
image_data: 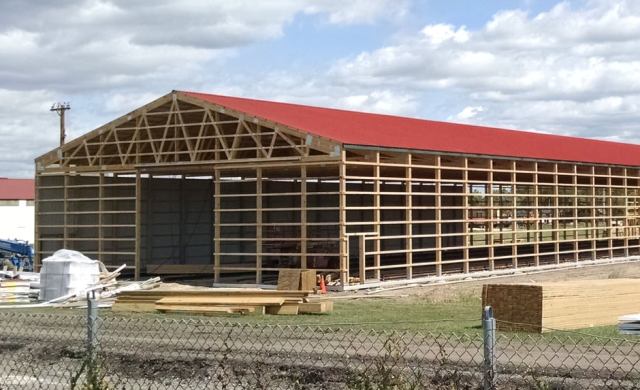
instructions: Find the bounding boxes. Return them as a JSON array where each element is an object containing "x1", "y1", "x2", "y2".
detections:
[
  {"x1": 483, "y1": 306, "x2": 496, "y2": 390},
  {"x1": 87, "y1": 291, "x2": 98, "y2": 364}
]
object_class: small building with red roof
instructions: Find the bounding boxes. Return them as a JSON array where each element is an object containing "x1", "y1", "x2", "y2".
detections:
[{"x1": 0, "y1": 178, "x2": 35, "y2": 242}]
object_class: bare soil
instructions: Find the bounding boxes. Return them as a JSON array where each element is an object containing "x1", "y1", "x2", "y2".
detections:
[{"x1": 391, "y1": 261, "x2": 640, "y2": 303}]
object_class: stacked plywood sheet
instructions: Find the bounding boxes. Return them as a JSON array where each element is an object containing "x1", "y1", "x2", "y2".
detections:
[
  {"x1": 113, "y1": 288, "x2": 333, "y2": 315},
  {"x1": 482, "y1": 279, "x2": 640, "y2": 333}
]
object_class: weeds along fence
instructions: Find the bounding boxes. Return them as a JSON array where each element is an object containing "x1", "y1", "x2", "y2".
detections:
[{"x1": 1, "y1": 301, "x2": 640, "y2": 389}]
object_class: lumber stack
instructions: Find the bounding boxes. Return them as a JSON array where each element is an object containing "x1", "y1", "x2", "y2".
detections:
[
  {"x1": 483, "y1": 279, "x2": 640, "y2": 333},
  {"x1": 112, "y1": 288, "x2": 334, "y2": 316}
]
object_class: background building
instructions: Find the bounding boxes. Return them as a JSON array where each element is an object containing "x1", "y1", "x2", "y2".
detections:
[{"x1": 0, "y1": 178, "x2": 35, "y2": 242}]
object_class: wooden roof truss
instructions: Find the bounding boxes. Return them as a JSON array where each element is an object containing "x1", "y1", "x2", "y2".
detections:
[{"x1": 36, "y1": 92, "x2": 341, "y2": 173}]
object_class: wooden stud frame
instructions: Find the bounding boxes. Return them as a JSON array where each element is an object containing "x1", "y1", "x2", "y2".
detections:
[
  {"x1": 34, "y1": 91, "x2": 640, "y2": 288},
  {"x1": 343, "y1": 148, "x2": 640, "y2": 286}
]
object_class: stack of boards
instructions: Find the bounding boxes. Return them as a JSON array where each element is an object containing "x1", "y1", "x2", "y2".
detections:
[
  {"x1": 482, "y1": 279, "x2": 640, "y2": 333},
  {"x1": 0, "y1": 272, "x2": 40, "y2": 304},
  {"x1": 112, "y1": 289, "x2": 333, "y2": 316}
]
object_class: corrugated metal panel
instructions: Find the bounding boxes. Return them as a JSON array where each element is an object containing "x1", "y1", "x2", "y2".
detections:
[{"x1": 185, "y1": 91, "x2": 640, "y2": 166}]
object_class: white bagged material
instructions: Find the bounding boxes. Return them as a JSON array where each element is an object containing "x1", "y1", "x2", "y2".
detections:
[{"x1": 38, "y1": 249, "x2": 100, "y2": 301}]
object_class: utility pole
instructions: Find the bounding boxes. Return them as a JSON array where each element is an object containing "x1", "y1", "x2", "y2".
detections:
[{"x1": 50, "y1": 102, "x2": 71, "y2": 146}]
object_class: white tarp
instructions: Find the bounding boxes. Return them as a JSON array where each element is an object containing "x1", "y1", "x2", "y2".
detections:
[{"x1": 38, "y1": 249, "x2": 99, "y2": 301}]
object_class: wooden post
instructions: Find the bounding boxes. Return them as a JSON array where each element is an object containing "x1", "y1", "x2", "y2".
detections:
[
  {"x1": 374, "y1": 152, "x2": 381, "y2": 281},
  {"x1": 573, "y1": 165, "x2": 579, "y2": 262},
  {"x1": 533, "y1": 162, "x2": 540, "y2": 266},
  {"x1": 607, "y1": 167, "x2": 613, "y2": 258},
  {"x1": 134, "y1": 171, "x2": 141, "y2": 280},
  {"x1": 339, "y1": 150, "x2": 349, "y2": 286},
  {"x1": 359, "y1": 234, "x2": 366, "y2": 284},
  {"x1": 553, "y1": 163, "x2": 560, "y2": 264},
  {"x1": 63, "y1": 174, "x2": 69, "y2": 249},
  {"x1": 98, "y1": 173, "x2": 104, "y2": 265},
  {"x1": 435, "y1": 156, "x2": 442, "y2": 276},
  {"x1": 214, "y1": 169, "x2": 221, "y2": 283},
  {"x1": 300, "y1": 165, "x2": 307, "y2": 269},
  {"x1": 463, "y1": 158, "x2": 470, "y2": 273},
  {"x1": 624, "y1": 168, "x2": 630, "y2": 258},
  {"x1": 591, "y1": 166, "x2": 597, "y2": 259},
  {"x1": 256, "y1": 167, "x2": 263, "y2": 284},
  {"x1": 405, "y1": 154, "x2": 413, "y2": 279},
  {"x1": 34, "y1": 173, "x2": 41, "y2": 271},
  {"x1": 488, "y1": 160, "x2": 494, "y2": 271},
  {"x1": 511, "y1": 161, "x2": 518, "y2": 268}
]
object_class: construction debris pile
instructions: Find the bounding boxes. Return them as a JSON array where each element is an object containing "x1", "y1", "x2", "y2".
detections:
[
  {"x1": 1, "y1": 250, "x2": 334, "y2": 316},
  {"x1": 0, "y1": 271, "x2": 39, "y2": 304},
  {"x1": 0, "y1": 249, "x2": 160, "y2": 309}
]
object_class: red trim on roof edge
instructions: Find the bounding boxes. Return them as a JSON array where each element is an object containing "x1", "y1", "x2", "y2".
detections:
[
  {"x1": 183, "y1": 91, "x2": 640, "y2": 167},
  {"x1": 0, "y1": 178, "x2": 34, "y2": 200}
]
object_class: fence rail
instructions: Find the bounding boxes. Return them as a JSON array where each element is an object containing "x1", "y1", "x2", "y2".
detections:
[{"x1": 1, "y1": 301, "x2": 640, "y2": 389}]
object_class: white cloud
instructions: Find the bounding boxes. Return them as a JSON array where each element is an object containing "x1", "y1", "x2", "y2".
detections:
[
  {"x1": 0, "y1": 0, "x2": 409, "y2": 178},
  {"x1": 332, "y1": 0, "x2": 640, "y2": 143},
  {"x1": 451, "y1": 106, "x2": 485, "y2": 122}
]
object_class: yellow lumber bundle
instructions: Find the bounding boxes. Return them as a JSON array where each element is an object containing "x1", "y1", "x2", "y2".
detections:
[
  {"x1": 112, "y1": 288, "x2": 333, "y2": 316},
  {"x1": 483, "y1": 279, "x2": 640, "y2": 333}
]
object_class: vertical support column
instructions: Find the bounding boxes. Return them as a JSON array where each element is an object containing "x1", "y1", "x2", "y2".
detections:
[
  {"x1": 214, "y1": 169, "x2": 221, "y2": 283},
  {"x1": 178, "y1": 175, "x2": 186, "y2": 264},
  {"x1": 256, "y1": 167, "x2": 263, "y2": 284},
  {"x1": 553, "y1": 163, "x2": 560, "y2": 264},
  {"x1": 573, "y1": 165, "x2": 579, "y2": 262},
  {"x1": 98, "y1": 173, "x2": 104, "y2": 267},
  {"x1": 435, "y1": 156, "x2": 442, "y2": 276},
  {"x1": 533, "y1": 163, "x2": 540, "y2": 266},
  {"x1": 488, "y1": 160, "x2": 495, "y2": 271},
  {"x1": 300, "y1": 165, "x2": 307, "y2": 269},
  {"x1": 358, "y1": 234, "x2": 366, "y2": 284},
  {"x1": 146, "y1": 175, "x2": 153, "y2": 270},
  {"x1": 511, "y1": 161, "x2": 518, "y2": 268},
  {"x1": 607, "y1": 167, "x2": 613, "y2": 258},
  {"x1": 591, "y1": 166, "x2": 597, "y2": 260},
  {"x1": 405, "y1": 154, "x2": 413, "y2": 279},
  {"x1": 463, "y1": 158, "x2": 470, "y2": 273},
  {"x1": 339, "y1": 150, "x2": 349, "y2": 286},
  {"x1": 624, "y1": 168, "x2": 630, "y2": 258},
  {"x1": 134, "y1": 171, "x2": 141, "y2": 280},
  {"x1": 374, "y1": 152, "x2": 381, "y2": 281},
  {"x1": 34, "y1": 173, "x2": 41, "y2": 271},
  {"x1": 63, "y1": 173, "x2": 69, "y2": 249}
]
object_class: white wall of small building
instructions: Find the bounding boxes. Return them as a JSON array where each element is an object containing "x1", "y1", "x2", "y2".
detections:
[{"x1": 0, "y1": 200, "x2": 34, "y2": 242}]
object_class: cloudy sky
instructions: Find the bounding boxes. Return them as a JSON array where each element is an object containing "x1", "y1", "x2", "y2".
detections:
[{"x1": 1, "y1": 0, "x2": 639, "y2": 178}]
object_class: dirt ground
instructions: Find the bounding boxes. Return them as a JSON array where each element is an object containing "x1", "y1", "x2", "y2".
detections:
[{"x1": 386, "y1": 260, "x2": 640, "y2": 303}]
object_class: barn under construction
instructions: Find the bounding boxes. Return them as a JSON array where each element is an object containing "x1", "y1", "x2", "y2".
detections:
[{"x1": 34, "y1": 90, "x2": 640, "y2": 289}]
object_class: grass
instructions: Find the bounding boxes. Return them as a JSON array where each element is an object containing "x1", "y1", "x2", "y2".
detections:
[
  {"x1": 102, "y1": 294, "x2": 484, "y2": 332},
  {"x1": 5, "y1": 293, "x2": 637, "y2": 343}
]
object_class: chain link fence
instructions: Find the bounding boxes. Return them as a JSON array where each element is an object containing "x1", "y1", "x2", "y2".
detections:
[{"x1": 1, "y1": 301, "x2": 640, "y2": 389}]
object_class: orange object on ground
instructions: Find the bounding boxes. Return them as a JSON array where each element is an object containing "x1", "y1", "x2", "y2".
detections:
[{"x1": 319, "y1": 275, "x2": 327, "y2": 294}]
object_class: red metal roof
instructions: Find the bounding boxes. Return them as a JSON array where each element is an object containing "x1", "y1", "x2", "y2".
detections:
[
  {"x1": 0, "y1": 178, "x2": 34, "y2": 200},
  {"x1": 184, "y1": 91, "x2": 640, "y2": 167}
]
